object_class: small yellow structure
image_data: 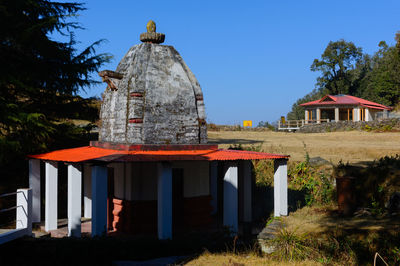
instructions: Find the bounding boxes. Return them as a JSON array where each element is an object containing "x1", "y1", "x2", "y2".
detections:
[{"x1": 243, "y1": 120, "x2": 252, "y2": 127}]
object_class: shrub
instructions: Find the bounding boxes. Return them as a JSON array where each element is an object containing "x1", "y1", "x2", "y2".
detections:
[
  {"x1": 289, "y1": 161, "x2": 334, "y2": 206},
  {"x1": 269, "y1": 228, "x2": 317, "y2": 261}
]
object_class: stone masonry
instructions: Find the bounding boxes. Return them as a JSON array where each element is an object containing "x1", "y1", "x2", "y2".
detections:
[
  {"x1": 297, "y1": 118, "x2": 400, "y2": 133},
  {"x1": 99, "y1": 25, "x2": 207, "y2": 144}
]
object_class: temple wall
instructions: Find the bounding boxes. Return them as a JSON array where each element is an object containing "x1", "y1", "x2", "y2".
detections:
[
  {"x1": 109, "y1": 161, "x2": 210, "y2": 201},
  {"x1": 99, "y1": 43, "x2": 207, "y2": 144}
]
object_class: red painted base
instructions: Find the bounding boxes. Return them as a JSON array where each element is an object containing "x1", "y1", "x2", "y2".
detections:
[{"x1": 110, "y1": 195, "x2": 213, "y2": 235}]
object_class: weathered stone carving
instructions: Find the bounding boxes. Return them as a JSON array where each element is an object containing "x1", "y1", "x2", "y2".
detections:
[
  {"x1": 99, "y1": 23, "x2": 207, "y2": 144},
  {"x1": 140, "y1": 20, "x2": 165, "y2": 44},
  {"x1": 98, "y1": 70, "x2": 123, "y2": 91}
]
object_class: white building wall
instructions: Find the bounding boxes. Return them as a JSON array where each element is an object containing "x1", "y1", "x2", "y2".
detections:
[
  {"x1": 365, "y1": 108, "x2": 373, "y2": 121},
  {"x1": 173, "y1": 161, "x2": 209, "y2": 197},
  {"x1": 109, "y1": 163, "x2": 125, "y2": 199},
  {"x1": 131, "y1": 162, "x2": 158, "y2": 201}
]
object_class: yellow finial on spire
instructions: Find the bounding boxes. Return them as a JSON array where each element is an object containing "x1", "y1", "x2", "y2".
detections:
[{"x1": 146, "y1": 20, "x2": 156, "y2": 33}]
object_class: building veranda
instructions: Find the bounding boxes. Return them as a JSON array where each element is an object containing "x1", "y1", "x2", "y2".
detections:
[{"x1": 300, "y1": 94, "x2": 392, "y2": 123}]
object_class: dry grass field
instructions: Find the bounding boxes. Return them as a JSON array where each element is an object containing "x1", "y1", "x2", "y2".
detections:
[{"x1": 208, "y1": 131, "x2": 400, "y2": 163}]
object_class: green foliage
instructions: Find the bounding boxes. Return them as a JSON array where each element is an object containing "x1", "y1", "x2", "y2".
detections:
[
  {"x1": 334, "y1": 154, "x2": 400, "y2": 215},
  {"x1": 257, "y1": 121, "x2": 276, "y2": 130},
  {"x1": 0, "y1": 0, "x2": 110, "y2": 165},
  {"x1": 286, "y1": 89, "x2": 326, "y2": 120},
  {"x1": 269, "y1": 228, "x2": 317, "y2": 262},
  {"x1": 289, "y1": 160, "x2": 334, "y2": 206},
  {"x1": 287, "y1": 33, "x2": 400, "y2": 119},
  {"x1": 311, "y1": 39, "x2": 363, "y2": 95},
  {"x1": 245, "y1": 143, "x2": 335, "y2": 206},
  {"x1": 359, "y1": 41, "x2": 400, "y2": 106}
]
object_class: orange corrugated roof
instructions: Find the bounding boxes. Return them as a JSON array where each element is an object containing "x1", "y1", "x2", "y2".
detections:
[
  {"x1": 28, "y1": 146, "x2": 121, "y2": 162},
  {"x1": 28, "y1": 146, "x2": 289, "y2": 162}
]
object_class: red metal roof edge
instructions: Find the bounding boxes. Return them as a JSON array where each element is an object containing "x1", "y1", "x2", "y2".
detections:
[
  {"x1": 27, "y1": 146, "x2": 289, "y2": 163},
  {"x1": 300, "y1": 94, "x2": 391, "y2": 110},
  {"x1": 319, "y1": 95, "x2": 337, "y2": 102}
]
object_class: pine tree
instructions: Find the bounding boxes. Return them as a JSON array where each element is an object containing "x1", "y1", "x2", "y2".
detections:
[{"x1": 0, "y1": 0, "x2": 111, "y2": 159}]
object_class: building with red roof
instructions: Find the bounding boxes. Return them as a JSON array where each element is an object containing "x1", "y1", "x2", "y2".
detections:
[
  {"x1": 299, "y1": 94, "x2": 392, "y2": 123},
  {"x1": 25, "y1": 22, "x2": 290, "y2": 240}
]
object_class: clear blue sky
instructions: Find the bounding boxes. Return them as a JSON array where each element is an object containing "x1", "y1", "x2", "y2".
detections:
[{"x1": 57, "y1": 0, "x2": 400, "y2": 125}]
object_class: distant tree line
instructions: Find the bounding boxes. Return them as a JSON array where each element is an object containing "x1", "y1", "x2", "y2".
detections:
[{"x1": 287, "y1": 33, "x2": 400, "y2": 120}]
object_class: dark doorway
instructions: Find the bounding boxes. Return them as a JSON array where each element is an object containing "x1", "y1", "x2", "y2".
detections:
[
  {"x1": 321, "y1": 109, "x2": 335, "y2": 121},
  {"x1": 216, "y1": 162, "x2": 224, "y2": 228},
  {"x1": 107, "y1": 167, "x2": 114, "y2": 231},
  {"x1": 172, "y1": 168, "x2": 184, "y2": 236}
]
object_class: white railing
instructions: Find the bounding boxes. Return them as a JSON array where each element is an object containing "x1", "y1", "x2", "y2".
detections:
[
  {"x1": 278, "y1": 120, "x2": 304, "y2": 130},
  {"x1": 0, "y1": 188, "x2": 32, "y2": 244},
  {"x1": 304, "y1": 119, "x2": 330, "y2": 124},
  {"x1": 278, "y1": 119, "x2": 331, "y2": 131}
]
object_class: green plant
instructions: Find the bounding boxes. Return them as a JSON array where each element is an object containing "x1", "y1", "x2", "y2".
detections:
[
  {"x1": 370, "y1": 196, "x2": 383, "y2": 216},
  {"x1": 269, "y1": 228, "x2": 316, "y2": 261},
  {"x1": 391, "y1": 247, "x2": 400, "y2": 264},
  {"x1": 265, "y1": 216, "x2": 282, "y2": 227},
  {"x1": 364, "y1": 124, "x2": 373, "y2": 132},
  {"x1": 289, "y1": 160, "x2": 334, "y2": 206},
  {"x1": 302, "y1": 142, "x2": 310, "y2": 163}
]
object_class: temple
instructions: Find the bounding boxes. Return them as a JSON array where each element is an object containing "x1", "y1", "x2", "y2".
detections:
[{"x1": 28, "y1": 21, "x2": 289, "y2": 239}]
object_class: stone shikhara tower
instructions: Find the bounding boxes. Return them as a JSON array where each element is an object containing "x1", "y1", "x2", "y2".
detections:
[{"x1": 98, "y1": 20, "x2": 207, "y2": 144}]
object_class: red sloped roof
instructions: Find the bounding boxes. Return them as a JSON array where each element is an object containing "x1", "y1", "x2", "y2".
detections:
[
  {"x1": 299, "y1": 95, "x2": 391, "y2": 110},
  {"x1": 28, "y1": 146, "x2": 289, "y2": 162},
  {"x1": 28, "y1": 146, "x2": 121, "y2": 162}
]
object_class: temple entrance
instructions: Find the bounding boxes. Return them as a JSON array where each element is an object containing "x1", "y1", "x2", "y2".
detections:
[{"x1": 172, "y1": 168, "x2": 184, "y2": 236}]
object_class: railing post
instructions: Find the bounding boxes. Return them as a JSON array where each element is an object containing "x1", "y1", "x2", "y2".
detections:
[{"x1": 16, "y1": 188, "x2": 32, "y2": 236}]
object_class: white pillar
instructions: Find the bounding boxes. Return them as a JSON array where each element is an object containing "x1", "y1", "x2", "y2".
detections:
[
  {"x1": 157, "y1": 162, "x2": 172, "y2": 240},
  {"x1": 274, "y1": 159, "x2": 288, "y2": 217},
  {"x1": 223, "y1": 161, "x2": 238, "y2": 234},
  {"x1": 83, "y1": 164, "x2": 92, "y2": 219},
  {"x1": 16, "y1": 188, "x2": 32, "y2": 236},
  {"x1": 335, "y1": 108, "x2": 339, "y2": 122},
  {"x1": 68, "y1": 164, "x2": 82, "y2": 237},
  {"x1": 304, "y1": 110, "x2": 309, "y2": 124},
  {"x1": 45, "y1": 161, "x2": 58, "y2": 232},
  {"x1": 316, "y1": 108, "x2": 321, "y2": 123},
  {"x1": 210, "y1": 161, "x2": 218, "y2": 214},
  {"x1": 91, "y1": 165, "x2": 108, "y2": 236},
  {"x1": 365, "y1": 108, "x2": 371, "y2": 121},
  {"x1": 242, "y1": 161, "x2": 252, "y2": 222},
  {"x1": 353, "y1": 108, "x2": 359, "y2": 121},
  {"x1": 29, "y1": 159, "x2": 40, "y2": 223}
]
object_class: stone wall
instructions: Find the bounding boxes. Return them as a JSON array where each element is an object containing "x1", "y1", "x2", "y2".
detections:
[
  {"x1": 99, "y1": 43, "x2": 207, "y2": 144},
  {"x1": 297, "y1": 118, "x2": 400, "y2": 133}
]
